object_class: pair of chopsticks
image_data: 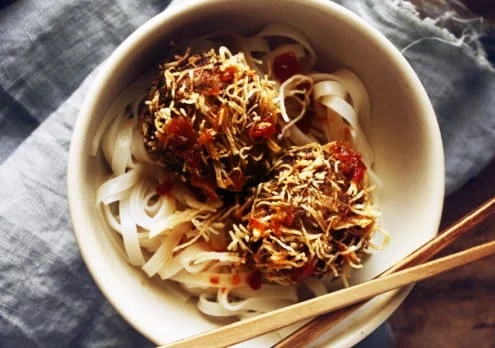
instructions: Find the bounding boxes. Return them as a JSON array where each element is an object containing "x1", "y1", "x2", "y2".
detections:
[{"x1": 159, "y1": 196, "x2": 495, "y2": 348}]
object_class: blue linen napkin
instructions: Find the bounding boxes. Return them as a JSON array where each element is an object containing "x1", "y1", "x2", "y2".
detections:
[{"x1": 0, "y1": 0, "x2": 494, "y2": 347}]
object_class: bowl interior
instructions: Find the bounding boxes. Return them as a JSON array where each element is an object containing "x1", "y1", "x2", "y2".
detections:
[{"x1": 68, "y1": 0, "x2": 444, "y2": 346}]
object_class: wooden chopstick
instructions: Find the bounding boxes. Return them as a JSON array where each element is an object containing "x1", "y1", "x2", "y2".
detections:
[
  {"x1": 160, "y1": 227, "x2": 495, "y2": 347},
  {"x1": 274, "y1": 195, "x2": 495, "y2": 348}
]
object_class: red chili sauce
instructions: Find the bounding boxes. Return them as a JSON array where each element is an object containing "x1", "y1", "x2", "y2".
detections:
[
  {"x1": 209, "y1": 276, "x2": 220, "y2": 285},
  {"x1": 220, "y1": 66, "x2": 238, "y2": 83},
  {"x1": 249, "y1": 119, "x2": 276, "y2": 141},
  {"x1": 273, "y1": 52, "x2": 300, "y2": 82},
  {"x1": 330, "y1": 142, "x2": 366, "y2": 182},
  {"x1": 247, "y1": 269, "x2": 263, "y2": 290},
  {"x1": 160, "y1": 116, "x2": 195, "y2": 151},
  {"x1": 290, "y1": 260, "x2": 316, "y2": 282}
]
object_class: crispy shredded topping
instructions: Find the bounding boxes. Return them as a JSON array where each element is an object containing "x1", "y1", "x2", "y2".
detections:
[
  {"x1": 227, "y1": 142, "x2": 378, "y2": 285},
  {"x1": 140, "y1": 47, "x2": 282, "y2": 201}
]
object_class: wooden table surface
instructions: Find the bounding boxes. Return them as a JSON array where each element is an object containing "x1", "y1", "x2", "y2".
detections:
[
  {"x1": 389, "y1": 159, "x2": 495, "y2": 347},
  {"x1": 386, "y1": 2, "x2": 495, "y2": 347}
]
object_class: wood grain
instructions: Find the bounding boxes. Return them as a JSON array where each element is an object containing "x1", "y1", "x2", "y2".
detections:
[{"x1": 389, "y1": 161, "x2": 495, "y2": 348}]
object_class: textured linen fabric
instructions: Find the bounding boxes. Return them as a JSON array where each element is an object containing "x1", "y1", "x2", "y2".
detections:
[{"x1": 0, "y1": 0, "x2": 494, "y2": 347}]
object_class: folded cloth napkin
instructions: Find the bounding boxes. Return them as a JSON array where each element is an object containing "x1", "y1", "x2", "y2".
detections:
[{"x1": 0, "y1": 0, "x2": 494, "y2": 347}]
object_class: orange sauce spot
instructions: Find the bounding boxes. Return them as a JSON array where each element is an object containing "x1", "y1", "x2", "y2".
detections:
[
  {"x1": 248, "y1": 120, "x2": 276, "y2": 141},
  {"x1": 220, "y1": 66, "x2": 238, "y2": 82},
  {"x1": 163, "y1": 116, "x2": 194, "y2": 150},
  {"x1": 248, "y1": 217, "x2": 267, "y2": 234},
  {"x1": 198, "y1": 128, "x2": 215, "y2": 146},
  {"x1": 209, "y1": 276, "x2": 220, "y2": 285},
  {"x1": 232, "y1": 273, "x2": 241, "y2": 286}
]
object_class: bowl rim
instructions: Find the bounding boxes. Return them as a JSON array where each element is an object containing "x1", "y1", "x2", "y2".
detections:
[{"x1": 67, "y1": 0, "x2": 445, "y2": 346}]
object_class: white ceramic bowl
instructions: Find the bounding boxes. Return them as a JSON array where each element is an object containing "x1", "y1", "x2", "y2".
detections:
[{"x1": 68, "y1": 0, "x2": 445, "y2": 346}]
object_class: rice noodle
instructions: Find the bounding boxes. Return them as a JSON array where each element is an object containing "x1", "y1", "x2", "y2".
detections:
[
  {"x1": 254, "y1": 22, "x2": 316, "y2": 71},
  {"x1": 94, "y1": 22, "x2": 384, "y2": 321}
]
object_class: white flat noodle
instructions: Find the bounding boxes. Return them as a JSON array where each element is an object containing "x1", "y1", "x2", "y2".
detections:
[
  {"x1": 218, "y1": 46, "x2": 232, "y2": 60},
  {"x1": 91, "y1": 72, "x2": 155, "y2": 156},
  {"x1": 158, "y1": 242, "x2": 208, "y2": 279},
  {"x1": 193, "y1": 251, "x2": 244, "y2": 265},
  {"x1": 143, "y1": 187, "x2": 162, "y2": 215},
  {"x1": 157, "y1": 253, "x2": 183, "y2": 280},
  {"x1": 254, "y1": 22, "x2": 316, "y2": 71},
  {"x1": 142, "y1": 240, "x2": 169, "y2": 277},
  {"x1": 279, "y1": 74, "x2": 313, "y2": 124},
  {"x1": 138, "y1": 233, "x2": 162, "y2": 251},
  {"x1": 319, "y1": 95, "x2": 359, "y2": 130},
  {"x1": 183, "y1": 259, "x2": 212, "y2": 274},
  {"x1": 198, "y1": 293, "x2": 242, "y2": 317},
  {"x1": 129, "y1": 180, "x2": 150, "y2": 227},
  {"x1": 119, "y1": 196, "x2": 145, "y2": 266},
  {"x1": 96, "y1": 170, "x2": 137, "y2": 205},
  {"x1": 179, "y1": 244, "x2": 215, "y2": 274},
  {"x1": 129, "y1": 180, "x2": 175, "y2": 229},
  {"x1": 101, "y1": 111, "x2": 121, "y2": 167},
  {"x1": 149, "y1": 210, "x2": 198, "y2": 238},
  {"x1": 130, "y1": 128, "x2": 155, "y2": 165},
  {"x1": 102, "y1": 203, "x2": 122, "y2": 235},
  {"x1": 96, "y1": 164, "x2": 158, "y2": 205},
  {"x1": 313, "y1": 80, "x2": 347, "y2": 101},
  {"x1": 303, "y1": 278, "x2": 328, "y2": 297},
  {"x1": 217, "y1": 288, "x2": 295, "y2": 313},
  {"x1": 180, "y1": 249, "x2": 213, "y2": 275},
  {"x1": 142, "y1": 226, "x2": 184, "y2": 277},
  {"x1": 111, "y1": 118, "x2": 133, "y2": 176},
  {"x1": 94, "y1": 29, "x2": 384, "y2": 322},
  {"x1": 145, "y1": 196, "x2": 175, "y2": 229},
  {"x1": 333, "y1": 69, "x2": 372, "y2": 136},
  {"x1": 309, "y1": 72, "x2": 375, "y2": 166}
]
